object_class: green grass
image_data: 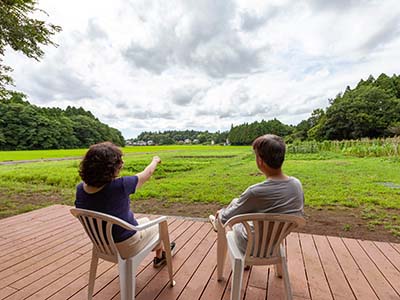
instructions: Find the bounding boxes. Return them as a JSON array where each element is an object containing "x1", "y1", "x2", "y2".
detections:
[{"x1": 1, "y1": 145, "x2": 400, "y2": 236}]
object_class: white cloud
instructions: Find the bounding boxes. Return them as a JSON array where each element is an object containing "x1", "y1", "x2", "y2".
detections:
[{"x1": 3, "y1": 0, "x2": 400, "y2": 138}]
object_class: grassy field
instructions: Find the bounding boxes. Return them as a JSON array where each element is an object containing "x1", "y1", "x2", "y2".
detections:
[
  {"x1": 0, "y1": 145, "x2": 399, "y2": 237},
  {"x1": 0, "y1": 145, "x2": 223, "y2": 161}
]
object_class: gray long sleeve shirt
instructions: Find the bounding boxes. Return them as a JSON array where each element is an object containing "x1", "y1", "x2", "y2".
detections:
[{"x1": 219, "y1": 176, "x2": 304, "y2": 250}]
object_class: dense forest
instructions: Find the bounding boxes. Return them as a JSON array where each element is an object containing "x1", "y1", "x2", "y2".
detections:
[
  {"x1": 229, "y1": 119, "x2": 292, "y2": 145},
  {"x1": 0, "y1": 93, "x2": 125, "y2": 150},
  {"x1": 295, "y1": 73, "x2": 400, "y2": 141}
]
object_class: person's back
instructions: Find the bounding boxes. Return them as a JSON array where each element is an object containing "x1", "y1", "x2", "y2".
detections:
[{"x1": 210, "y1": 134, "x2": 304, "y2": 252}]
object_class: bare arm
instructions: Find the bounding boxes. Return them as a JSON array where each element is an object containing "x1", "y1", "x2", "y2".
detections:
[{"x1": 136, "y1": 156, "x2": 161, "y2": 189}]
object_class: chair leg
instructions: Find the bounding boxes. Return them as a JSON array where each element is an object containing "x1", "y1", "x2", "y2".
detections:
[
  {"x1": 88, "y1": 248, "x2": 98, "y2": 300},
  {"x1": 230, "y1": 258, "x2": 244, "y2": 300},
  {"x1": 274, "y1": 262, "x2": 283, "y2": 278},
  {"x1": 281, "y1": 256, "x2": 293, "y2": 300},
  {"x1": 119, "y1": 257, "x2": 136, "y2": 300},
  {"x1": 160, "y1": 221, "x2": 175, "y2": 286},
  {"x1": 275, "y1": 243, "x2": 284, "y2": 277},
  {"x1": 217, "y1": 219, "x2": 227, "y2": 281}
]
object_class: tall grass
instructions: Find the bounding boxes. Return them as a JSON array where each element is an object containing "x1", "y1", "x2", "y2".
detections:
[{"x1": 287, "y1": 137, "x2": 400, "y2": 157}]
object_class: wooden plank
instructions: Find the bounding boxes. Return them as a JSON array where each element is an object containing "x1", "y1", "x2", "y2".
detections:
[
  {"x1": 0, "y1": 287, "x2": 17, "y2": 300},
  {"x1": 0, "y1": 205, "x2": 62, "y2": 227},
  {"x1": 0, "y1": 237, "x2": 89, "y2": 289},
  {"x1": 0, "y1": 223, "x2": 82, "y2": 260},
  {"x1": 0, "y1": 226, "x2": 84, "y2": 271},
  {"x1": 221, "y1": 263, "x2": 251, "y2": 300},
  {"x1": 299, "y1": 233, "x2": 333, "y2": 300},
  {"x1": 134, "y1": 222, "x2": 211, "y2": 300},
  {"x1": 0, "y1": 219, "x2": 80, "y2": 255},
  {"x1": 0, "y1": 214, "x2": 73, "y2": 241},
  {"x1": 359, "y1": 240, "x2": 400, "y2": 296},
  {"x1": 198, "y1": 254, "x2": 231, "y2": 300},
  {"x1": 4, "y1": 248, "x2": 93, "y2": 300},
  {"x1": 267, "y1": 267, "x2": 287, "y2": 299},
  {"x1": 0, "y1": 215, "x2": 76, "y2": 252},
  {"x1": 313, "y1": 235, "x2": 355, "y2": 300},
  {"x1": 244, "y1": 285, "x2": 266, "y2": 300},
  {"x1": 0, "y1": 207, "x2": 71, "y2": 237},
  {"x1": 133, "y1": 220, "x2": 201, "y2": 294},
  {"x1": 342, "y1": 238, "x2": 399, "y2": 299},
  {"x1": 46, "y1": 261, "x2": 115, "y2": 300},
  {"x1": 177, "y1": 242, "x2": 218, "y2": 300},
  {"x1": 327, "y1": 236, "x2": 378, "y2": 299},
  {"x1": 0, "y1": 214, "x2": 75, "y2": 249},
  {"x1": 25, "y1": 261, "x2": 111, "y2": 300},
  {"x1": 154, "y1": 229, "x2": 215, "y2": 300},
  {"x1": 391, "y1": 243, "x2": 400, "y2": 254},
  {"x1": 10, "y1": 243, "x2": 92, "y2": 289},
  {"x1": 286, "y1": 233, "x2": 311, "y2": 299},
  {"x1": 247, "y1": 265, "x2": 268, "y2": 290},
  {"x1": 374, "y1": 241, "x2": 400, "y2": 272},
  {"x1": 66, "y1": 260, "x2": 119, "y2": 300},
  {"x1": 0, "y1": 228, "x2": 86, "y2": 275}
]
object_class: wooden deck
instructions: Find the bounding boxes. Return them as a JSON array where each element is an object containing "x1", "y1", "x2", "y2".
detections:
[{"x1": 0, "y1": 205, "x2": 399, "y2": 300}]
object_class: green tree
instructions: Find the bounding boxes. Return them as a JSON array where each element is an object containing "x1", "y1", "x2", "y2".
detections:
[
  {"x1": 319, "y1": 74, "x2": 400, "y2": 140},
  {"x1": 0, "y1": 93, "x2": 125, "y2": 150},
  {"x1": 0, "y1": 0, "x2": 61, "y2": 96}
]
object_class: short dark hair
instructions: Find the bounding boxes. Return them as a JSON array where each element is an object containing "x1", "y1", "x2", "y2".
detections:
[
  {"x1": 252, "y1": 134, "x2": 286, "y2": 169},
  {"x1": 79, "y1": 142, "x2": 123, "y2": 187}
]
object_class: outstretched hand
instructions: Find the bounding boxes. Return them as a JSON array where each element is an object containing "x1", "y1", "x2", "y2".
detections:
[{"x1": 152, "y1": 156, "x2": 161, "y2": 164}]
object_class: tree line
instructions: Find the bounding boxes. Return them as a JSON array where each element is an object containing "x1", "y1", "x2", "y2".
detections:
[
  {"x1": 228, "y1": 73, "x2": 400, "y2": 145},
  {"x1": 0, "y1": 93, "x2": 125, "y2": 150},
  {"x1": 137, "y1": 73, "x2": 400, "y2": 146},
  {"x1": 130, "y1": 130, "x2": 229, "y2": 145}
]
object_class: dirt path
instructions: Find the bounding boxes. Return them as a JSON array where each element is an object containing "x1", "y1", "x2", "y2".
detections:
[{"x1": 0, "y1": 157, "x2": 82, "y2": 165}]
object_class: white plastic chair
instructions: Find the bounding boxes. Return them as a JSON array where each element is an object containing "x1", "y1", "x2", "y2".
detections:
[
  {"x1": 70, "y1": 208, "x2": 175, "y2": 300},
  {"x1": 216, "y1": 213, "x2": 305, "y2": 300}
]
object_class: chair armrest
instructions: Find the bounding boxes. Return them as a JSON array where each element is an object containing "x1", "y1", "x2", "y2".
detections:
[{"x1": 134, "y1": 216, "x2": 168, "y2": 231}]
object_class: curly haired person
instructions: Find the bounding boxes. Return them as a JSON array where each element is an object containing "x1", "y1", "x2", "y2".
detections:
[{"x1": 75, "y1": 142, "x2": 175, "y2": 267}]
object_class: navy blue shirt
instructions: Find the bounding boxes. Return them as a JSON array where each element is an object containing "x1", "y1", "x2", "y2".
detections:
[{"x1": 75, "y1": 176, "x2": 139, "y2": 242}]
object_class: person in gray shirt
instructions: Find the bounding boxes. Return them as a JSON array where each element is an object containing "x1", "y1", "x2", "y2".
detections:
[{"x1": 209, "y1": 134, "x2": 304, "y2": 253}]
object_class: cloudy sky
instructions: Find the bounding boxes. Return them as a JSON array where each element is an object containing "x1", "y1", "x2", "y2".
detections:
[{"x1": 4, "y1": 0, "x2": 400, "y2": 138}]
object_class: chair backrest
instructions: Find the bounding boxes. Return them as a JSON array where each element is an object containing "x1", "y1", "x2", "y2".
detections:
[
  {"x1": 225, "y1": 213, "x2": 305, "y2": 265},
  {"x1": 70, "y1": 208, "x2": 136, "y2": 263}
]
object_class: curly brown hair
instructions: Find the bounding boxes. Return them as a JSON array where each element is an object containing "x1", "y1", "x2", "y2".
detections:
[
  {"x1": 252, "y1": 134, "x2": 286, "y2": 169},
  {"x1": 79, "y1": 142, "x2": 123, "y2": 187}
]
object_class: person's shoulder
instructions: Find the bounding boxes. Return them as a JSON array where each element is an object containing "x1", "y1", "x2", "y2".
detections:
[
  {"x1": 246, "y1": 181, "x2": 266, "y2": 192},
  {"x1": 288, "y1": 176, "x2": 303, "y2": 186},
  {"x1": 76, "y1": 182, "x2": 84, "y2": 191},
  {"x1": 119, "y1": 175, "x2": 138, "y2": 186}
]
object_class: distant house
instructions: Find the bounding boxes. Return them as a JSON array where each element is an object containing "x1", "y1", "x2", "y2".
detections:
[
  {"x1": 193, "y1": 139, "x2": 199, "y2": 144},
  {"x1": 184, "y1": 139, "x2": 191, "y2": 144},
  {"x1": 147, "y1": 140, "x2": 154, "y2": 145},
  {"x1": 211, "y1": 140, "x2": 215, "y2": 145}
]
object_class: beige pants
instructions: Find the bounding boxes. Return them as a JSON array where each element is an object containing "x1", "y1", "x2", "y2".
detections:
[{"x1": 116, "y1": 217, "x2": 159, "y2": 259}]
